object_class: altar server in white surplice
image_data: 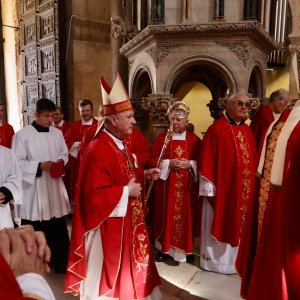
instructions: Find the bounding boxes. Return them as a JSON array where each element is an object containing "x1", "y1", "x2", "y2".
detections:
[
  {"x1": 0, "y1": 145, "x2": 22, "y2": 228},
  {"x1": 12, "y1": 98, "x2": 70, "y2": 274}
]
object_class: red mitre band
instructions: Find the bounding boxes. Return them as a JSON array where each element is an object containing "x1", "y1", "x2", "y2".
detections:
[{"x1": 103, "y1": 100, "x2": 133, "y2": 116}]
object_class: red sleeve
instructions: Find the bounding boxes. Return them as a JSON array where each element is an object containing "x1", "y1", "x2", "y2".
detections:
[{"x1": 0, "y1": 254, "x2": 31, "y2": 299}]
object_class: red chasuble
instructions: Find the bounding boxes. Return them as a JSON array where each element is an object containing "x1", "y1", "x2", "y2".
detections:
[
  {"x1": 80, "y1": 124, "x2": 150, "y2": 168},
  {"x1": 53, "y1": 120, "x2": 70, "y2": 136},
  {"x1": 250, "y1": 105, "x2": 274, "y2": 149},
  {"x1": 0, "y1": 122, "x2": 14, "y2": 148},
  {"x1": 149, "y1": 131, "x2": 201, "y2": 253},
  {"x1": 237, "y1": 109, "x2": 300, "y2": 300},
  {"x1": 65, "y1": 130, "x2": 160, "y2": 298},
  {"x1": 0, "y1": 254, "x2": 34, "y2": 300},
  {"x1": 200, "y1": 115, "x2": 256, "y2": 247},
  {"x1": 64, "y1": 118, "x2": 97, "y2": 201}
]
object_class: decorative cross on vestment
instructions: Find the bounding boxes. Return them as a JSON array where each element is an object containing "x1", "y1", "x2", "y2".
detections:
[{"x1": 174, "y1": 145, "x2": 185, "y2": 158}]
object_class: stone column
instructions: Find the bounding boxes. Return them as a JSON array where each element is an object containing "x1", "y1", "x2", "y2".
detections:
[
  {"x1": 288, "y1": 44, "x2": 300, "y2": 98},
  {"x1": 181, "y1": 0, "x2": 191, "y2": 23},
  {"x1": 141, "y1": 94, "x2": 177, "y2": 141},
  {"x1": 111, "y1": 0, "x2": 128, "y2": 84}
]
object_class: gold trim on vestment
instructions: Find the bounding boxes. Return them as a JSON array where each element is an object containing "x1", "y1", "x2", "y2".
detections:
[{"x1": 257, "y1": 121, "x2": 285, "y2": 242}]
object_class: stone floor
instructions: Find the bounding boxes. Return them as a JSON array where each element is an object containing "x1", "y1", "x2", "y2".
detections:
[{"x1": 46, "y1": 250, "x2": 241, "y2": 300}]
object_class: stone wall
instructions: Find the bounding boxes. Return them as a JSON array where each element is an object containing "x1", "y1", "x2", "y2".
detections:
[{"x1": 64, "y1": 0, "x2": 112, "y2": 121}]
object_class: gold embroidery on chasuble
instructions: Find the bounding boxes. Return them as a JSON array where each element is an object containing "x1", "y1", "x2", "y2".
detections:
[
  {"x1": 172, "y1": 144, "x2": 186, "y2": 243},
  {"x1": 235, "y1": 130, "x2": 252, "y2": 231},
  {"x1": 257, "y1": 121, "x2": 285, "y2": 242},
  {"x1": 122, "y1": 145, "x2": 150, "y2": 283}
]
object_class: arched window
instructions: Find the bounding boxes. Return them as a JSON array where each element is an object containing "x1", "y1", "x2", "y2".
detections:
[{"x1": 243, "y1": 0, "x2": 261, "y2": 21}]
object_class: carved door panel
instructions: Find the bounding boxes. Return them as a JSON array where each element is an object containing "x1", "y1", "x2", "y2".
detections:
[{"x1": 21, "y1": 0, "x2": 60, "y2": 125}]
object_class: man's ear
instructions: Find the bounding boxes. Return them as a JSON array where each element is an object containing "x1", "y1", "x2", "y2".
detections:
[
  {"x1": 34, "y1": 111, "x2": 39, "y2": 119},
  {"x1": 109, "y1": 115, "x2": 117, "y2": 126}
]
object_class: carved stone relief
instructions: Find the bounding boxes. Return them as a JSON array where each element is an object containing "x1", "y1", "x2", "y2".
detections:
[
  {"x1": 24, "y1": 22, "x2": 36, "y2": 45},
  {"x1": 25, "y1": 84, "x2": 39, "y2": 106},
  {"x1": 42, "y1": 82, "x2": 56, "y2": 102},
  {"x1": 25, "y1": 54, "x2": 37, "y2": 76},
  {"x1": 23, "y1": 0, "x2": 35, "y2": 14},
  {"x1": 145, "y1": 43, "x2": 184, "y2": 67},
  {"x1": 218, "y1": 41, "x2": 250, "y2": 67},
  {"x1": 41, "y1": 47, "x2": 55, "y2": 73},
  {"x1": 40, "y1": 13, "x2": 54, "y2": 39}
]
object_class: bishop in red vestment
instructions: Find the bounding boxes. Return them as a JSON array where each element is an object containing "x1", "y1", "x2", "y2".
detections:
[
  {"x1": 65, "y1": 74, "x2": 161, "y2": 300},
  {"x1": 0, "y1": 103, "x2": 14, "y2": 148},
  {"x1": 199, "y1": 93, "x2": 256, "y2": 274},
  {"x1": 149, "y1": 111, "x2": 201, "y2": 262},
  {"x1": 64, "y1": 99, "x2": 97, "y2": 201},
  {"x1": 236, "y1": 102, "x2": 300, "y2": 300}
]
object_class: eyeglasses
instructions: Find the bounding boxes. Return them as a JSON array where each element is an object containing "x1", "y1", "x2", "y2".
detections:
[{"x1": 230, "y1": 101, "x2": 251, "y2": 108}]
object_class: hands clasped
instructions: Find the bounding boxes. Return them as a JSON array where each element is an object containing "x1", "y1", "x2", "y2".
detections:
[
  {"x1": 0, "y1": 225, "x2": 51, "y2": 277},
  {"x1": 127, "y1": 178, "x2": 142, "y2": 198},
  {"x1": 169, "y1": 158, "x2": 191, "y2": 170}
]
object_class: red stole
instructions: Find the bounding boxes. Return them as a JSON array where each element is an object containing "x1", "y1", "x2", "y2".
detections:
[{"x1": 200, "y1": 116, "x2": 256, "y2": 246}]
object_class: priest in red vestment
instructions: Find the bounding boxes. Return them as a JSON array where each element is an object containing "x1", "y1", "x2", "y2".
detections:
[
  {"x1": 0, "y1": 102, "x2": 15, "y2": 148},
  {"x1": 64, "y1": 99, "x2": 97, "y2": 201},
  {"x1": 65, "y1": 74, "x2": 161, "y2": 300},
  {"x1": 199, "y1": 93, "x2": 256, "y2": 274},
  {"x1": 52, "y1": 107, "x2": 70, "y2": 135},
  {"x1": 236, "y1": 102, "x2": 300, "y2": 300},
  {"x1": 148, "y1": 110, "x2": 201, "y2": 263},
  {"x1": 250, "y1": 88, "x2": 288, "y2": 149}
]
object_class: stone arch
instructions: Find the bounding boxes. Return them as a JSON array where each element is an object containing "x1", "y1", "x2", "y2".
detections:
[
  {"x1": 248, "y1": 63, "x2": 265, "y2": 97},
  {"x1": 130, "y1": 67, "x2": 153, "y2": 100},
  {"x1": 163, "y1": 55, "x2": 239, "y2": 120},
  {"x1": 128, "y1": 52, "x2": 156, "y2": 97},
  {"x1": 164, "y1": 55, "x2": 239, "y2": 98}
]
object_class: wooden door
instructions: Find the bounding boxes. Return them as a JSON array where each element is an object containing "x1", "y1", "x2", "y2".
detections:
[{"x1": 21, "y1": 0, "x2": 61, "y2": 124}]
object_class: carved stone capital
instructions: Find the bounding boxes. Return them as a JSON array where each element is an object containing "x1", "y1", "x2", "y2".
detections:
[
  {"x1": 141, "y1": 94, "x2": 178, "y2": 126},
  {"x1": 111, "y1": 15, "x2": 138, "y2": 43}
]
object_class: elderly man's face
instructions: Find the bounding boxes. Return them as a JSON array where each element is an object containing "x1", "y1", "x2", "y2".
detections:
[
  {"x1": 226, "y1": 95, "x2": 250, "y2": 122},
  {"x1": 111, "y1": 110, "x2": 136, "y2": 139}
]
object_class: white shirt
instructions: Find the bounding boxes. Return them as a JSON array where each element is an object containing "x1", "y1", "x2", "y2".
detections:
[
  {"x1": 0, "y1": 146, "x2": 22, "y2": 228},
  {"x1": 12, "y1": 125, "x2": 70, "y2": 221}
]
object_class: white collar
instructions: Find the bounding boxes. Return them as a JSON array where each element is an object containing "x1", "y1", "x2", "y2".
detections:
[
  {"x1": 172, "y1": 130, "x2": 186, "y2": 140},
  {"x1": 53, "y1": 120, "x2": 64, "y2": 127},
  {"x1": 82, "y1": 118, "x2": 93, "y2": 125},
  {"x1": 103, "y1": 128, "x2": 124, "y2": 150}
]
